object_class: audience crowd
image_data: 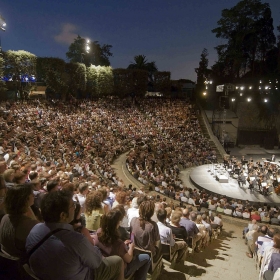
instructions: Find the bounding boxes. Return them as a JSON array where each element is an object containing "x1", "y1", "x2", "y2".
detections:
[{"x1": 0, "y1": 98, "x2": 279, "y2": 280}]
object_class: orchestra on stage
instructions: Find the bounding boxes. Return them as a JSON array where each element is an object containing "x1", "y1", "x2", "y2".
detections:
[{"x1": 223, "y1": 154, "x2": 280, "y2": 196}]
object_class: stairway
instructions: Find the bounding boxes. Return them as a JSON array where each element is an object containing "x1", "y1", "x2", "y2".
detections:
[{"x1": 197, "y1": 114, "x2": 224, "y2": 163}]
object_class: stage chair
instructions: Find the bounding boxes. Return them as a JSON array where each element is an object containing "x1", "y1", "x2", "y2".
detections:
[
  {"x1": 161, "y1": 242, "x2": 178, "y2": 269},
  {"x1": 133, "y1": 246, "x2": 163, "y2": 280},
  {"x1": 22, "y1": 264, "x2": 41, "y2": 280},
  {"x1": 0, "y1": 247, "x2": 34, "y2": 279}
]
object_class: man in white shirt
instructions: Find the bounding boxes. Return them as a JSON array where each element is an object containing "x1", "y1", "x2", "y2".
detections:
[
  {"x1": 127, "y1": 197, "x2": 140, "y2": 226},
  {"x1": 157, "y1": 209, "x2": 187, "y2": 263},
  {"x1": 76, "y1": 182, "x2": 89, "y2": 213},
  {"x1": 213, "y1": 213, "x2": 223, "y2": 229}
]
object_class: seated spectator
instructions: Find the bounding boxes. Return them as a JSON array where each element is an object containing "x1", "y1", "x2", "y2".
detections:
[
  {"x1": 113, "y1": 204, "x2": 130, "y2": 241},
  {"x1": 243, "y1": 219, "x2": 257, "y2": 238},
  {"x1": 267, "y1": 253, "x2": 280, "y2": 274},
  {"x1": 242, "y1": 209, "x2": 251, "y2": 219},
  {"x1": 13, "y1": 172, "x2": 26, "y2": 185},
  {"x1": 93, "y1": 208, "x2": 150, "y2": 280},
  {"x1": 151, "y1": 202, "x2": 164, "y2": 223},
  {"x1": 180, "y1": 196, "x2": 188, "y2": 204},
  {"x1": 76, "y1": 182, "x2": 89, "y2": 214},
  {"x1": 208, "y1": 200, "x2": 217, "y2": 211},
  {"x1": 209, "y1": 216, "x2": 220, "y2": 230},
  {"x1": 245, "y1": 224, "x2": 260, "y2": 258},
  {"x1": 127, "y1": 197, "x2": 139, "y2": 226},
  {"x1": 3, "y1": 169, "x2": 15, "y2": 188},
  {"x1": 261, "y1": 212, "x2": 271, "y2": 223},
  {"x1": 270, "y1": 214, "x2": 280, "y2": 225},
  {"x1": 232, "y1": 206, "x2": 243, "y2": 218},
  {"x1": 260, "y1": 234, "x2": 280, "y2": 279},
  {"x1": 0, "y1": 184, "x2": 38, "y2": 260},
  {"x1": 168, "y1": 211, "x2": 188, "y2": 243},
  {"x1": 195, "y1": 215, "x2": 209, "y2": 247},
  {"x1": 130, "y1": 200, "x2": 161, "y2": 262},
  {"x1": 180, "y1": 209, "x2": 201, "y2": 252},
  {"x1": 157, "y1": 209, "x2": 187, "y2": 263},
  {"x1": 251, "y1": 210, "x2": 261, "y2": 222},
  {"x1": 213, "y1": 213, "x2": 223, "y2": 229},
  {"x1": 26, "y1": 190, "x2": 123, "y2": 280},
  {"x1": 0, "y1": 175, "x2": 6, "y2": 221},
  {"x1": 188, "y1": 196, "x2": 195, "y2": 206},
  {"x1": 216, "y1": 204, "x2": 224, "y2": 213},
  {"x1": 70, "y1": 195, "x2": 95, "y2": 245},
  {"x1": 200, "y1": 198, "x2": 209, "y2": 209},
  {"x1": 201, "y1": 214, "x2": 212, "y2": 236},
  {"x1": 224, "y1": 205, "x2": 233, "y2": 216},
  {"x1": 46, "y1": 180, "x2": 60, "y2": 193},
  {"x1": 85, "y1": 191, "x2": 106, "y2": 231},
  {"x1": 255, "y1": 226, "x2": 273, "y2": 256},
  {"x1": 165, "y1": 207, "x2": 172, "y2": 223}
]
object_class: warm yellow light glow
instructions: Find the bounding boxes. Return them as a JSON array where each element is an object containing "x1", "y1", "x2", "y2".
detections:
[
  {"x1": 247, "y1": 98, "x2": 251, "y2": 102},
  {"x1": 203, "y1": 92, "x2": 207, "y2": 96}
]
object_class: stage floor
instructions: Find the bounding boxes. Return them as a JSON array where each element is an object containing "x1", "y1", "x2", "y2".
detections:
[{"x1": 189, "y1": 164, "x2": 280, "y2": 204}]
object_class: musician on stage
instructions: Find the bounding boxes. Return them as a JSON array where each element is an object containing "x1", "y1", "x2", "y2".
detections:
[{"x1": 237, "y1": 172, "x2": 246, "y2": 187}]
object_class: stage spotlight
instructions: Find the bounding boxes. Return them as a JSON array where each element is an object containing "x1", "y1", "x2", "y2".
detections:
[
  {"x1": 264, "y1": 98, "x2": 268, "y2": 103},
  {"x1": 247, "y1": 98, "x2": 251, "y2": 102}
]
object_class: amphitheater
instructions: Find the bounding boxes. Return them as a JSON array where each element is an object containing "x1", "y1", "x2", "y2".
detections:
[
  {"x1": 1, "y1": 99, "x2": 279, "y2": 280},
  {"x1": 113, "y1": 149, "x2": 279, "y2": 280}
]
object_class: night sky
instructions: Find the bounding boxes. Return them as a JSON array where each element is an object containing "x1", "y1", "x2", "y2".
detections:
[{"x1": 1, "y1": 0, "x2": 280, "y2": 81}]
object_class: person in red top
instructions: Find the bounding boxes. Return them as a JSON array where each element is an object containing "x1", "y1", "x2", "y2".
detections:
[{"x1": 251, "y1": 211, "x2": 261, "y2": 222}]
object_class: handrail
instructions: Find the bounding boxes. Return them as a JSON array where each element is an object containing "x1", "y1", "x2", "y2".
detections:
[{"x1": 198, "y1": 103, "x2": 226, "y2": 158}]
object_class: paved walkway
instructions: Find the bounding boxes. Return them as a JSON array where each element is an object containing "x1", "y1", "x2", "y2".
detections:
[
  {"x1": 161, "y1": 222, "x2": 259, "y2": 280},
  {"x1": 111, "y1": 151, "x2": 262, "y2": 280}
]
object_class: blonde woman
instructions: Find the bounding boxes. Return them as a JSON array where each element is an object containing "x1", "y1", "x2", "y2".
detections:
[{"x1": 196, "y1": 215, "x2": 209, "y2": 248}]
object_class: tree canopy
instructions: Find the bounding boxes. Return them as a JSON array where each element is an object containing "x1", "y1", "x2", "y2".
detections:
[
  {"x1": 66, "y1": 35, "x2": 113, "y2": 67},
  {"x1": 212, "y1": 0, "x2": 276, "y2": 80},
  {"x1": 3, "y1": 50, "x2": 36, "y2": 79},
  {"x1": 127, "y1": 55, "x2": 158, "y2": 82}
]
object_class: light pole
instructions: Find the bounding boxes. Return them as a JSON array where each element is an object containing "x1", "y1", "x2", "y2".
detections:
[
  {"x1": 0, "y1": 15, "x2": 6, "y2": 53},
  {"x1": 81, "y1": 39, "x2": 90, "y2": 64}
]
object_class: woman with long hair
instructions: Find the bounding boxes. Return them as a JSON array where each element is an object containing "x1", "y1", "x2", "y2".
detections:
[
  {"x1": 93, "y1": 208, "x2": 151, "y2": 280},
  {"x1": 0, "y1": 184, "x2": 38, "y2": 259},
  {"x1": 84, "y1": 190, "x2": 105, "y2": 231},
  {"x1": 130, "y1": 200, "x2": 161, "y2": 262}
]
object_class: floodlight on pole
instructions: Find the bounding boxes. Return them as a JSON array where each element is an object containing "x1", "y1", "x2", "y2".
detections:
[
  {"x1": 0, "y1": 15, "x2": 6, "y2": 31},
  {"x1": 86, "y1": 39, "x2": 90, "y2": 53},
  {"x1": 0, "y1": 15, "x2": 6, "y2": 54}
]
